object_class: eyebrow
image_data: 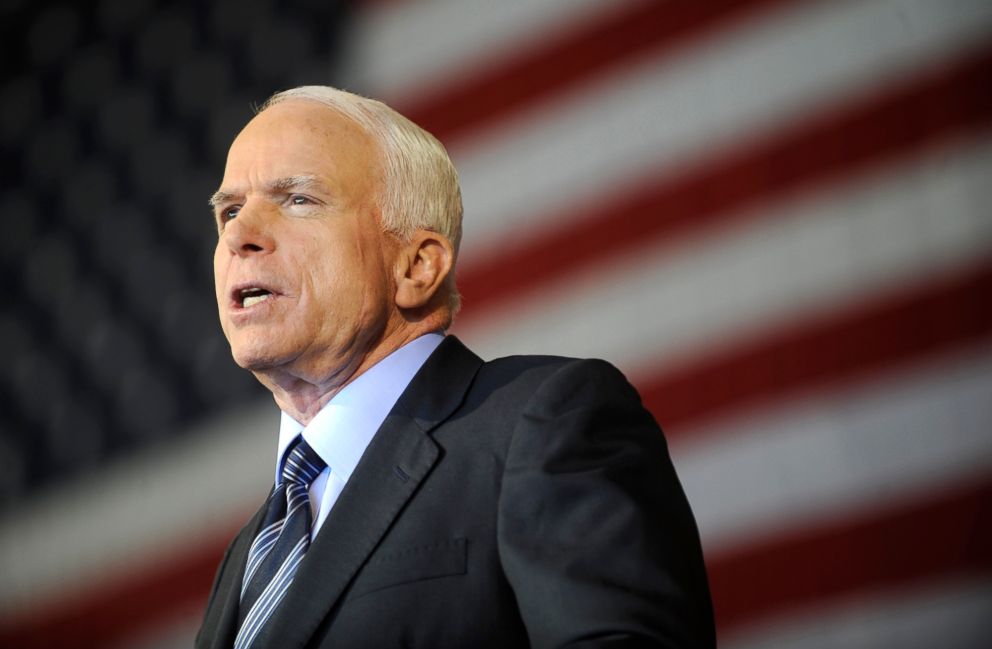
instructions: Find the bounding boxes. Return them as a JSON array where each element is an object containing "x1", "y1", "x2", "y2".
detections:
[{"x1": 207, "y1": 175, "x2": 327, "y2": 208}]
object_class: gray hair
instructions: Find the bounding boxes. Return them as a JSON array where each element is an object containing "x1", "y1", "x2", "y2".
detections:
[{"x1": 260, "y1": 85, "x2": 463, "y2": 314}]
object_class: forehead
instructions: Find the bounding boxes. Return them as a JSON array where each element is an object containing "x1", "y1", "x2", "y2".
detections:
[{"x1": 222, "y1": 100, "x2": 379, "y2": 192}]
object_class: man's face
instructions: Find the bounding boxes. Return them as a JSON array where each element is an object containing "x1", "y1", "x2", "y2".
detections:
[{"x1": 212, "y1": 100, "x2": 399, "y2": 384}]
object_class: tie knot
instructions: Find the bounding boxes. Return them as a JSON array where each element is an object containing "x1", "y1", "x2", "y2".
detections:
[{"x1": 280, "y1": 438, "x2": 326, "y2": 487}]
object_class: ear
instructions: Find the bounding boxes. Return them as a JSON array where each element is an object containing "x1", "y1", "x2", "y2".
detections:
[{"x1": 394, "y1": 230, "x2": 455, "y2": 310}]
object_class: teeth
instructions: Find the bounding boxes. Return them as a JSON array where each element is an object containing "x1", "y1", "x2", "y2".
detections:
[{"x1": 243, "y1": 293, "x2": 272, "y2": 308}]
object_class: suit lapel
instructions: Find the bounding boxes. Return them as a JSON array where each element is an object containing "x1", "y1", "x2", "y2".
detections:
[{"x1": 250, "y1": 336, "x2": 483, "y2": 649}]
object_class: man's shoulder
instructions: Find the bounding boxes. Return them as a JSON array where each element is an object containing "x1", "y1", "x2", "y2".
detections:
[
  {"x1": 473, "y1": 352, "x2": 637, "y2": 403},
  {"x1": 480, "y1": 352, "x2": 618, "y2": 377},
  {"x1": 481, "y1": 352, "x2": 575, "y2": 373},
  {"x1": 426, "y1": 337, "x2": 640, "y2": 411}
]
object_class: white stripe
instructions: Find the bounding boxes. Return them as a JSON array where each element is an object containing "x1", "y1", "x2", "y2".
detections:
[
  {"x1": 243, "y1": 534, "x2": 281, "y2": 594},
  {"x1": 0, "y1": 400, "x2": 276, "y2": 616},
  {"x1": 237, "y1": 538, "x2": 307, "y2": 649},
  {"x1": 235, "y1": 537, "x2": 307, "y2": 649},
  {"x1": 285, "y1": 499, "x2": 308, "y2": 520},
  {"x1": 342, "y1": 0, "x2": 631, "y2": 101},
  {"x1": 243, "y1": 486, "x2": 311, "y2": 598},
  {"x1": 4, "y1": 3, "x2": 992, "y2": 624},
  {"x1": 458, "y1": 136, "x2": 992, "y2": 374},
  {"x1": 242, "y1": 522, "x2": 284, "y2": 593},
  {"x1": 3, "y1": 137, "x2": 989, "y2": 616},
  {"x1": 676, "y1": 343, "x2": 992, "y2": 552},
  {"x1": 285, "y1": 452, "x2": 321, "y2": 480},
  {"x1": 248, "y1": 519, "x2": 284, "y2": 557},
  {"x1": 447, "y1": 0, "x2": 992, "y2": 261},
  {"x1": 285, "y1": 450, "x2": 319, "y2": 477}
]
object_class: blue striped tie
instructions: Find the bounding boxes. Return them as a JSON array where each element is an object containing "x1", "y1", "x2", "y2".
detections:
[{"x1": 235, "y1": 437, "x2": 326, "y2": 649}]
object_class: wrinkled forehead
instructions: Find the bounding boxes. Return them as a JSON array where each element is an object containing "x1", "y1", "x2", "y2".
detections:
[
  {"x1": 232, "y1": 100, "x2": 375, "y2": 161},
  {"x1": 223, "y1": 100, "x2": 382, "y2": 195}
]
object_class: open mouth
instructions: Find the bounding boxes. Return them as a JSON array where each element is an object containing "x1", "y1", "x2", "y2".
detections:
[{"x1": 237, "y1": 287, "x2": 273, "y2": 308}]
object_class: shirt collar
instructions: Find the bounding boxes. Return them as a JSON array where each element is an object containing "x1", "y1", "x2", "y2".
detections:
[{"x1": 275, "y1": 333, "x2": 445, "y2": 482}]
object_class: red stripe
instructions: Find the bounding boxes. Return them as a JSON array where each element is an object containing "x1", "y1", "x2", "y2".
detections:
[
  {"x1": 4, "y1": 7, "x2": 990, "y2": 649},
  {"x1": 640, "y1": 257, "x2": 992, "y2": 438},
  {"x1": 6, "y1": 259, "x2": 990, "y2": 647},
  {"x1": 452, "y1": 44, "x2": 992, "y2": 330},
  {"x1": 0, "y1": 531, "x2": 235, "y2": 649},
  {"x1": 5, "y1": 262, "x2": 990, "y2": 649},
  {"x1": 4, "y1": 258, "x2": 990, "y2": 646},
  {"x1": 708, "y1": 476, "x2": 992, "y2": 636},
  {"x1": 6, "y1": 471, "x2": 989, "y2": 647},
  {"x1": 399, "y1": 0, "x2": 788, "y2": 146},
  {"x1": 6, "y1": 45, "x2": 992, "y2": 649}
]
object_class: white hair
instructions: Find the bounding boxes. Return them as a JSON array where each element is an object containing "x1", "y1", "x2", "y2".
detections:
[{"x1": 260, "y1": 85, "x2": 463, "y2": 314}]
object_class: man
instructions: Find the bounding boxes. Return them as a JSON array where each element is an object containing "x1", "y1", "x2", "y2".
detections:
[{"x1": 197, "y1": 86, "x2": 714, "y2": 648}]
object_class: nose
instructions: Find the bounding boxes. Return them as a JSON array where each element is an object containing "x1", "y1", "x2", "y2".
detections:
[{"x1": 220, "y1": 199, "x2": 277, "y2": 257}]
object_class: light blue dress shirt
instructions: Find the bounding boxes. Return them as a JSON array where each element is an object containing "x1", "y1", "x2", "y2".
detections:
[{"x1": 274, "y1": 333, "x2": 444, "y2": 540}]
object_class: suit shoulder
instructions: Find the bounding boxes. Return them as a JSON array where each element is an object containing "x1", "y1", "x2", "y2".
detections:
[
  {"x1": 476, "y1": 354, "x2": 637, "y2": 401},
  {"x1": 483, "y1": 353, "x2": 573, "y2": 373},
  {"x1": 479, "y1": 353, "x2": 610, "y2": 379}
]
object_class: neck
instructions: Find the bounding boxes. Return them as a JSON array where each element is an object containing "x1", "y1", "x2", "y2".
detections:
[{"x1": 255, "y1": 320, "x2": 443, "y2": 425}]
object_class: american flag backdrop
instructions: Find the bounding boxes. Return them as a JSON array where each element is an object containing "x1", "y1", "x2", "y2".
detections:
[{"x1": 1, "y1": 0, "x2": 991, "y2": 647}]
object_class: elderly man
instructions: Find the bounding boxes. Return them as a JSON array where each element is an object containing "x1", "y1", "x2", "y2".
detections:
[{"x1": 197, "y1": 86, "x2": 714, "y2": 649}]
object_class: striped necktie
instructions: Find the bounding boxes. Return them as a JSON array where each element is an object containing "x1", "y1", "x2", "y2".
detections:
[{"x1": 235, "y1": 437, "x2": 327, "y2": 649}]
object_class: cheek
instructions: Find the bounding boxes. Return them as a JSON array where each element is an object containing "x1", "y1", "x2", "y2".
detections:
[
  {"x1": 213, "y1": 244, "x2": 226, "y2": 283},
  {"x1": 299, "y1": 223, "x2": 390, "y2": 311}
]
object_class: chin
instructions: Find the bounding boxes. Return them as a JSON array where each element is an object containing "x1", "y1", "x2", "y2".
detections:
[
  {"x1": 230, "y1": 343, "x2": 287, "y2": 372},
  {"x1": 224, "y1": 327, "x2": 291, "y2": 369}
]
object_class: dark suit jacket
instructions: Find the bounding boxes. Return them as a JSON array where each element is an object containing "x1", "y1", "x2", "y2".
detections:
[{"x1": 197, "y1": 336, "x2": 714, "y2": 648}]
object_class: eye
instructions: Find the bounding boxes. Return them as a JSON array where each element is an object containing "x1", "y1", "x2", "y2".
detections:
[
  {"x1": 222, "y1": 205, "x2": 241, "y2": 221},
  {"x1": 289, "y1": 194, "x2": 312, "y2": 206}
]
